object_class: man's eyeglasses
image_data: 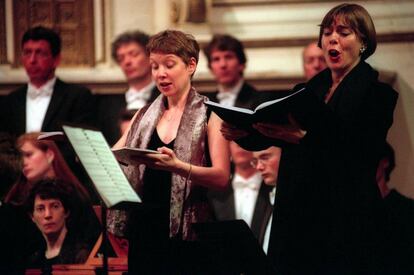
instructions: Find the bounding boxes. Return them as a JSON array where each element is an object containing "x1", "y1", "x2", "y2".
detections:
[{"x1": 250, "y1": 154, "x2": 272, "y2": 168}]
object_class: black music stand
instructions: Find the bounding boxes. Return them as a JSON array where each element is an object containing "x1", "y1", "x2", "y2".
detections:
[{"x1": 128, "y1": 219, "x2": 274, "y2": 275}]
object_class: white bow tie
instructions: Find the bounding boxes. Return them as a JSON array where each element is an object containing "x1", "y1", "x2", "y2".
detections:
[
  {"x1": 27, "y1": 87, "x2": 52, "y2": 99},
  {"x1": 216, "y1": 91, "x2": 234, "y2": 103},
  {"x1": 126, "y1": 90, "x2": 150, "y2": 102},
  {"x1": 233, "y1": 179, "x2": 259, "y2": 191}
]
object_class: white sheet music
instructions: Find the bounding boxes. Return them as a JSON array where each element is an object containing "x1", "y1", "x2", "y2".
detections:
[{"x1": 63, "y1": 125, "x2": 141, "y2": 208}]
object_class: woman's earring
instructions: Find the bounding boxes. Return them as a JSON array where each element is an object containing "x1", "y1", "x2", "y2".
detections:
[{"x1": 360, "y1": 45, "x2": 366, "y2": 55}]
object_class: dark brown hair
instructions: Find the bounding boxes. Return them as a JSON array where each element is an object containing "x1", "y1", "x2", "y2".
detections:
[
  {"x1": 111, "y1": 30, "x2": 150, "y2": 62},
  {"x1": 203, "y1": 34, "x2": 247, "y2": 67},
  {"x1": 26, "y1": 178, "x2": 73, "y2": 215},
  {"x1": 22, "y1": 26, "x2": 61, "y2": 57},
  {"x1": 317, "y1": 3, "x2": 376, "y2": 60}
]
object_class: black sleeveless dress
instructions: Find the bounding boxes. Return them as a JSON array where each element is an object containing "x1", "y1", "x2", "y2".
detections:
[
  {"x1": 128, "y1": 129, "x2": 177, "y2": 274},
  {"x1": 142, "y1": 129, "x2": 175, "y2": 238}
]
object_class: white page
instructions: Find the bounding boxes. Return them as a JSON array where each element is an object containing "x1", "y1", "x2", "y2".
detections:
[
  {"x1": 254, "y1": 87, "x2": 306, "y2": 111},
  {"x1": 63, "y1": 125, "x2": 141, "y2": 208},
  {"x1": 204, "y1": 100, "x2": 255, "y2": 114}
]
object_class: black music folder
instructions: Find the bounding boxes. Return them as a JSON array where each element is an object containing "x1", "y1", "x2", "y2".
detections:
[{"x1": 204, "y1": 87, "x2": 305, "y2": 128}]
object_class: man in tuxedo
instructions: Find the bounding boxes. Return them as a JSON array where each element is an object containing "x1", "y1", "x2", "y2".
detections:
[
  {"x1": 202, "y1": 34, "x2": 265, "y2": 109},
  {"x1": 96, "y1": 30, "x2": 159, "y2": 145},
  {"x1": 302, "y1": 41, "x2": 327, "y2": 81},
  {"x1": 0, "y1": 26, "x2": 95, "y2": 137},
  {"x1": 208, "y1": 142, "x2": 273, "y2": 245},
  {"x1": 251, "y1": 146, "x2": 282, "y2": 254},
  {"x1": 376, "y1": 142, "x2": 414, "y2": 273}
]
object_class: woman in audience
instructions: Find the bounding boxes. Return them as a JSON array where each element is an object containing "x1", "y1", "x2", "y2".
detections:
[
  {"x1": 111, "y1": 30, "x2": 230, "y2": 273},
  {"x1": 5, "y1": 132, "x2": 89, "y2": 205},
  {"x1": 221, "y1": 3, "x2": 398, "y2": 274},
  {"x1": 26, "y1": 179, "x2": 91, "y2": 270},
  {"x1": 3, "y1": 132, "x2": 99, "y2": 268}
]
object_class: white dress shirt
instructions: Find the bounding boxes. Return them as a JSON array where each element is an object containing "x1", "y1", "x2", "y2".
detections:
[
  {"x1": 125, "y1": 82, "x2": 156, "y2": 110},
  {"x1": 263, "y1": 187, "x2": 276, "y2": 254},
  {"x1": 232, "y1": 172, "x2": 262, "y2": 227},
  {"x1": 26, "y1": 77, "x2": 56, "y2": 132},
  {"x1": 216, "y1": 80, "x2": 244, "y2": 107}
]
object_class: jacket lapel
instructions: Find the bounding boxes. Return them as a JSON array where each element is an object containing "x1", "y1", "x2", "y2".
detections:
[
  {"x1": 223, "y1": 186, "x2": 236, "y2": 220},
  {"x1": 148, "y1": 86, "x2": 160, "y2": 102},
  {"x1": 15, "y1": 86, "x2": 27, "y2": 134},
  {"x1": 42, "y1": 79, "x2": 65, "y2": 130},
  {"x1": 251, "y1": 182, "x2": 273, "y2": 242},
  {"x1": 235, "y1": 83, "x2": 255, "y2": 109}
]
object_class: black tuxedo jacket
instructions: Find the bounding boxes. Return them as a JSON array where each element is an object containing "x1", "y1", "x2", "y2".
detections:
[
  {"x1": 207, "y1": 178, "x2": 273, "y2": 244},
  {"x1": 201, "y1": 82, "x2": 284, "y2": 111},
  {"x1": 0, "y1": 78, "x2": 95, "y2": 136},
  {"x1": 201, "y1": 82, "x2": 261, "y2": 110},
  {"x1": 95, "y1": 86, "x2": 159, "y2": 145}
]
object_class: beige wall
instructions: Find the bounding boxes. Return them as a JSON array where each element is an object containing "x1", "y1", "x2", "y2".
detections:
[{"x1": 388, "y1": 76, "x2": 414, "y2": 198}]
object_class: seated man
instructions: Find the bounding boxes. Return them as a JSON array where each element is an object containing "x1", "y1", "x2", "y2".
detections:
[
  {"x1": 26, "y1": 179, "x2": 93, "y2": 270},
  {"x1": 302, "y1": 41, "x2": 327, "y2": 81},
  {"x1": 96, "y1": 30, "x2": 159, "y2": 145},
  {"x1": 377, "y1": 142, "x2": 414, "y2": 273},
  {"x1": 203, "y1": 34, "x2": 262, "y2": 109},
  {"x1": 0, "y1": 26, "x2": 95, "y2": 137},
  {"x1": 208, "y1": 142, "x2": 272, "y2": 243},
  {"x1": 250, "y1": 146, "x2": 282, "y2": 254}
]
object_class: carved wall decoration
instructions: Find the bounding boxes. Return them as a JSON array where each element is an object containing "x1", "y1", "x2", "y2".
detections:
[
  {"x1": 172, "y1": 0, "x2": 210, "y2": 24},
  {"x1": 187, "y1": 0, "x2": 208, "y2": 23},
  {"x1": 13, "y1": 0, "x2": 95, "y2": 67},
  {"x1": 0, "y1": 0, "x2": 6, "y2": 64}
]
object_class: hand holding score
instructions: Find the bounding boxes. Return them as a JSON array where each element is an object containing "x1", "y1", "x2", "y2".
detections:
[
  {"x1": 253, "y1": 113, "x2": 306, "y2": 144},
  {"x1": 132, "y1": 147, "x2": 180, "y2": 173},
  {"x1": 220, "y1": 121, "x2": 249, "y2": 141},
  {"x1": 220, "y1": 114, "x2": 306, "y2": 144}
]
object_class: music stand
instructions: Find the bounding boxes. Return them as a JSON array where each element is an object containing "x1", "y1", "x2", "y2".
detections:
[
  {"x1": 190, "y1": 220, "x2": 274, "y2": 274},
  {"x1": 59, "y1": 125, "x2": 142, "y2": 275},
  {"x1": 128, "y1": 219, "x2": 274, "y2": 274}
]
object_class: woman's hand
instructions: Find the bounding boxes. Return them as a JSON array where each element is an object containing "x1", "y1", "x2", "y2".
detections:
[
  {"x1": 134, "y1": 147, "x2": 180, "y2": 172},
  {"x1": 220, "y1": 121, "x2": 249, "y2": 141},
  {"x1": 253, "y1": 114, "x2": 306, "y2": 144}
]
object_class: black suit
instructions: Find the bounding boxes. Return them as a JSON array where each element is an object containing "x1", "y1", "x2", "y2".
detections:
[
  {"x1": 202, "y1": 82, "x2": 263, "y2": 110},
  {"x1": 95, "y1": 86, "x2": 159, "y2": 145},
  {"x1": 204, "y1": 81, "x2": 276, "y2": 245},
  {"x1": 207, "y1": 177, "x2": 273, "y2": 245},
  {"x1": 0, "y1": 78, "x2": 95, "y2": 136},
  {"x1": 201, "y1": 82, "x2": 286, "y2": 114}
]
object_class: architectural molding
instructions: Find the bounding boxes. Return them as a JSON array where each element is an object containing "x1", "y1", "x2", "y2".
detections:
[
  {"x1": 213, "y1": 0, "x2": 345, "y2": 7},
  {"x1": 0, "y1": 0, "x2": 6, "y2": 64}
]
